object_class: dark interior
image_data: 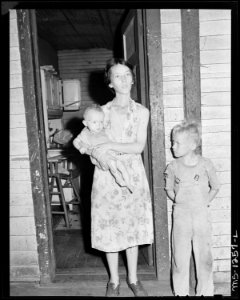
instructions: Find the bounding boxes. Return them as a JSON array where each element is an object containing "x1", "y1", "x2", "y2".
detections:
[{"x1": 36, "y1": 9, "x2": 128, "y2": 56}]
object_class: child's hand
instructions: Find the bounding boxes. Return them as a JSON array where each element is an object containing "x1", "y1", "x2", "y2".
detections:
[{"x1": 79, "y1": 147, "x2": 87, "y2": 154}]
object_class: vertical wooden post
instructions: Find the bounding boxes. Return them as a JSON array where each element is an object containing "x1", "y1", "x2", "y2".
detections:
[
  {"x1": 17, "y1": 9, "x2": 55, "y2": 283},
  {"x1": 145, "y1": 9, "x2": 170, "y2": 280},
  {"x1": 181, "y1": 9, "x2": 201, "y2": 123},
  {"x1": 181, "y1": 9, "x2": 201, "y2": 293}
]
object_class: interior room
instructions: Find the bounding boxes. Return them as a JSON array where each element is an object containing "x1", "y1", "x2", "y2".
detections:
[{"x1": 35, "y1": 8, "x2": 155, "y2": 280}]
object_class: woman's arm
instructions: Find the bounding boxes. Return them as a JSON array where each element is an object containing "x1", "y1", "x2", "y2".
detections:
[{"x1": 95, "y1": 107, "x2": 149, "y2": 154}]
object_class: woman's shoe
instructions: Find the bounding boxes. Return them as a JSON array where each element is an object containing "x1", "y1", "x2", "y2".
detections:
[
  {"x1": 106, "y1": 282, "x2": 120, "y2": 297},
  {"x1": 127, "y1": 280, "x2": 148, "y2": 297}
]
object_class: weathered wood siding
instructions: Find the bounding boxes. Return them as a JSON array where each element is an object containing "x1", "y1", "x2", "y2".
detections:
[
  {"x1": 199, "y1": 9, "x2": 231, "y2": 295},
  {"x1": 9, "y1": 10, "x2": 40, "y2": 281},
  {"x1": 160, "y1": 8, "x2": 184, "y2": 253},
  {"x1": 161, "y1": 9, "x2": 231, "y2": 295},
  {"x1": 58, "y1": 49, "x2": 113, "y2": 127}
]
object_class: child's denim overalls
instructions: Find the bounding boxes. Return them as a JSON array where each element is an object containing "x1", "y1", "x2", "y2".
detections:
[{"x1": 165, "y1": 157, "x2": 220, "y2": 296}]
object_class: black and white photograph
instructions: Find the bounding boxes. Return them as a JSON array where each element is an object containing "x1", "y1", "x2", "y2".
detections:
[{"x1": 5, "y1": 0, "x2": 238, "y2": 297}]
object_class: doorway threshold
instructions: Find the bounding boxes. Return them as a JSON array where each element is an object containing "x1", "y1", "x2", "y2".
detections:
[{"x1": 54, "y1": 265, "x2": 156, "y2": 282}]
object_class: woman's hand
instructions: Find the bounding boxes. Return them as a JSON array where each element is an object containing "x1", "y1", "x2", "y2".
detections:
[{"x1": 94, "y1": 142, "x2": 114, "y2": 153}]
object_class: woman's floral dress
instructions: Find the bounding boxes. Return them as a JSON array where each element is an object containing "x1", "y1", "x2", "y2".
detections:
[{"x1": 91, "y1": 99, "x2": 154, "y2": 252}]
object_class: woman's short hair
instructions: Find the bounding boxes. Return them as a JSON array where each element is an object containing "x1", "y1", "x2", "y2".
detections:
[
  {"x1": 171, "y1": 120, "x2": 202, "y2": 151},
  {"x1": 104, "y1": 58, "x2": 135, "y2": 86}
]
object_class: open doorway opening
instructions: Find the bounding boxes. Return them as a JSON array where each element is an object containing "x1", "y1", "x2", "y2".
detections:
[{"x1": 35, "y1": 8, "x2": 156, "y2": 280}]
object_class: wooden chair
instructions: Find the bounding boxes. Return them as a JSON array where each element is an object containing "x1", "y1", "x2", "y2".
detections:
[{"x1": 48, "y1": 155, "x2": 81, "y2": 229}]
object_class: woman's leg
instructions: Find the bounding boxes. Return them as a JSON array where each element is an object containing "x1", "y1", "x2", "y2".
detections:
[
  {"x1": 126, "y1": 246, "x2": 148, "y2": 296},
  {"x1": 126, "y1": 246, "x2": 138, "y2": 283},
  {"x1": 106, "y1": 252, "x2": 119, "y2": 285}
]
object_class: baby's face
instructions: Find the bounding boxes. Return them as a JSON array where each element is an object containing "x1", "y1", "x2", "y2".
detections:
[{"x1": 85, "y1": 111, "x2": 104, "y2": 134}]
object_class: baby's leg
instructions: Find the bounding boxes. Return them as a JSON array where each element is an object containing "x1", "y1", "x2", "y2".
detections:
[
  {"x1": 115, "y1": 160, "x2": 133, "y2": 192},
  {"x1": 108, "y1": 160, "x2": 127, "y2": 187}
]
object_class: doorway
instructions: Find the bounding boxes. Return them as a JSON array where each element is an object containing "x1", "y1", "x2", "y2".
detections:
[{"x1": 34, "y1": 8, "x2": 156, "y2": 281}]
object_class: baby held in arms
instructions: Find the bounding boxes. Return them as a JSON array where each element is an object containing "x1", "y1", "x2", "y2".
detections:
[{"x1": 73, "y1": 104, "x2": 133, "y2": 193}]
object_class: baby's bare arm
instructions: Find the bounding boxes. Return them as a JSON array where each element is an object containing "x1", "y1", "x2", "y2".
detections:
[
  {"x1": 73, "y1": 132, "x2": 108, "y2": 169},
  {"x1": 73, "y1": 138, "x2": 93, "y2": 155}
]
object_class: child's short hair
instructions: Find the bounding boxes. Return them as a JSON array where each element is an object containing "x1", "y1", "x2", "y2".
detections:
[
  {"x1": 172, "y1": 120, "x2": 202, "y2": 151},
  {"x1": 83, "y1": 104, "x2": 103, "y2": 120}
]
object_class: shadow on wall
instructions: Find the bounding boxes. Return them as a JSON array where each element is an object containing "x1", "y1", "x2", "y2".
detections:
[
  {"x1": 62, "y1": 117, "x2": 94, "y2": 249},
  {"x1": 88, "y1": 70, "x2": 114, "y2": 105},
  {"x1": 65, "y1": 116, "x2": 84, "y2": 139}
]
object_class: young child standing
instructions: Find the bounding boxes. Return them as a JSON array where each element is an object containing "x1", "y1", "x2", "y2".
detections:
[
  {"x1": 164, "y1": 120, "x2": 220, "y2": 296},
  {"x1": 73, "y1": 104, "x2": 133, "y2": 192}
]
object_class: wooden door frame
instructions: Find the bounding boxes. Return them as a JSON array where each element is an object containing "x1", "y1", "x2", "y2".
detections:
[
  {"x1": 137, "y1": 10, "x2": 155, "y2": 266},
  {"x1": 122, "y1": 8, "x2": 171, "y2": 280},
  {"x1": 144, "y1": 9, "x2": 170, "y2": 280},
  {"x1": 17, "y1": 9, "x2": 56, "y2": 283},
  {"x1": 15, "y1": 8, "x2": 173, "y2": 283},
  {"x1": 122, "y1": 9, "x2": 155, "y2": 267}
]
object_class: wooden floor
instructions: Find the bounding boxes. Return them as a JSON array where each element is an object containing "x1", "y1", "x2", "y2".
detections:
[
  {"x1": 10, "y1": 222, "x2": 229, "y2": 296},
  {"x1": 53, "y1": 228, "x2": 156, "y2": 281},
  {"x1": 10, "y1": 226, "x2": 171, "y2": 296},
  {"x1": 10, "y1": 279, "x2": 173, "y2": 297}
]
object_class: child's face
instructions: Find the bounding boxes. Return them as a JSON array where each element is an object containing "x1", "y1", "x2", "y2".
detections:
[
  {"x1": 83, "y1": 110, "x2": 104, "y2": 134},
  {"x1": 172, "y1": 132, "x2": 196, "y2": 158},
  {"x1": 109, "y1": 64, "x2": 133, "y2": 94}
]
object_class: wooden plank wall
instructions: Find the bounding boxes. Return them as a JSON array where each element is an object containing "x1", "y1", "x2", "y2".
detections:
[
  {"x1": 199, "y1": 10, "x2": 231, "y2": 295},
  {"x1": 9, "y1": 10, "x2": 40, "y2": 281},
  {"x1": 161, "y1": 9, "x2": 231, "y2": 295},
  {"x1": 57, "y1": 49, "x2": 113, "y2": 127},
  {"x1": 160, "y1": 8, "x2": 184, "y2": 256}
]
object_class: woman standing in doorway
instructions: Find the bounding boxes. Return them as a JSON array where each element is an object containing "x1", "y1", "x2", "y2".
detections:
[{"x1": 74, "y1": 58, "x2": 153, "y2": 297}]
